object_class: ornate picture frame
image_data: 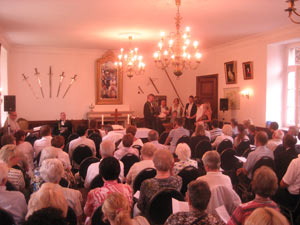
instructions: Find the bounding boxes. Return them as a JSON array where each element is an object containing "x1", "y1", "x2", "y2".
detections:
[
  {"x1": 224, "y1": 61, "x2": 237, "y2": 84},
  {"x1": 96, "y1": 50, "x2": 123, "y2": 105},
  {"x1": 242, "y1": 61, "x2": 253, "y2": 80}
]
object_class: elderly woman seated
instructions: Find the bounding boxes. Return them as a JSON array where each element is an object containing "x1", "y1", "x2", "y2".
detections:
[
  {"x1": 267, "y1": 129, "x2": 284, "y2": 151},
  {"x1": 39, "y1": 158, "x2": 83, "y2": 223},
  {"x1": 173, "y1": 143, "x2": 198, "y2": 174},
  {"x1": 227, "y1": 166, "x2": 279, "y2": 225},
  {"x1": 102, "y1": 192, "x2": 149, "y2": 225},
  {"x1": 0, "y1": 144, "x2": 25, "y2": 192},
  {"x1": 165, "y1": 180, "x2": 224, "y2": 225},
  {"x1": 26, "y1": 182, "x2": 68, "y2": 220},
  {"x1": 137, "y1": 149, "x2": 182, "y2": 215},
  {"x1": 212, "y1": 124, "x2": 233, "y2": 149}
]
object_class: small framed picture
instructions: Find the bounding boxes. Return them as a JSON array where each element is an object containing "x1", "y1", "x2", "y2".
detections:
[
  {"x1": 224, "y1": 61, "x2": 237, "y2": 84},
  {"x1": 242, "y1": 61, "x2": 253, "y2": 80}
]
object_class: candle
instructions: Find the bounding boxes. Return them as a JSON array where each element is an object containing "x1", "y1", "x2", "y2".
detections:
[
  {"x1": 101, "y1": 114, "x2": 104, "y2": 126},
  {"x1": 127, "y1": 114, "x2": 130, "y2": 125}
]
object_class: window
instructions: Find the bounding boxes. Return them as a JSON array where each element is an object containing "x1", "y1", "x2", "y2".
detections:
[{"x1": 285, "y1": 47, "x2": 300, "y2": 127}]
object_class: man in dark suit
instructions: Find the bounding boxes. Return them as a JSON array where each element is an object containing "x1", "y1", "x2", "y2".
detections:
[
  {"x1": 184, "y1": 95, "x2": 197, "y2": 131},
  {"x1": 53, "y1": 112, "x2": 72, "y2": 140},
  {"x1": 144, "y1": 94, "x2": 156, "y2": 129}
]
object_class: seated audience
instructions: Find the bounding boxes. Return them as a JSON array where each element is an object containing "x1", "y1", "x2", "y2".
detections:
[
  {"x1": 118, "y1": 125, "x2": 143, "y2": 148},
  {"x1": 165, "y1": 180, "x2": 224, "y2": 225},
  {"x1": 51, "y1": 136, "x2": 71, "y2": 170},
  {"x1": 267, "y1": 121, "x2": 279, "y2": 140},
  {"x1": 231, "y1": 118, "x2": 239, "y2": 137},
  {"x1": 209, "y1": 119, "x2": 222, "y2": 142},
  {"x1": 1, "y1": 134, "x2": 16, "y2": 146},
  {"x1": 68, "y1": 124, "x2": 96, "y2": 162},
  {"x1": 228, "y1": 166, "x2": 279, "y2": 225},
  {"x1": 267, "y1": 129, "x2": 284, "y2": 151},
  {"x1": 234, "y1": 124, "x2": 249, "y2": 148},
  {"x1": 87, "y1": 119, "x2": 100, "y2": 136},
  {"x1": 126, "y1": 142, "x2": 156, "y2": 187},
  {"x1": 102, "y1": 125, "x2": 124, "y2": 144},
  {"x1": 102, "y1": 192, "x2": 150, "y2": 225},
  {"x1": 84, "y1": 157, "x2": 132, "y2": 224},
  {"x1": 137, "y1": 149, "x2": 182, "y2": 215},
  {"x1": 15, "y1": 130, "x2": 34, "y2": 177},
  {"x1": 237, "y1": 131, "x2": 273, "y2": 179},
  {"x1": 0, "y1": 144, "x2": 25, "y2": 191},
  {"x1": 0, "y1": 162, "x2": 27, "y2": 225},
  {"x1": 288, "y1": 126, "x2": 299, "y2": 144},
  {"x1": 244, "y1": 207, "x2": 289, "y2": 225},
  {"x1": 26, "y1": 182, "x2": 68, "y2": 220},
  {"x1": 212, "y1": 124, "x2": 233, "y2": 149},
  {"x1": 274, "y1": 134, "x2": 298, "y2": 181},
  {"x1": 197, "y1": 151, "x2": 232, "y2": 189},
  {"x1": 33, "y1": 125, "x2": 52, "y2": 158},
  {"x1": 114, "y1": 134, "x2": 139, "y2": 160},
  {"x1": 39, "y1": 159, "x2": 83, "y2": 222},
  {"x1": 148, "y1": 129, "x2": 167, "y2": 150},
  {"x1": 248, "y1": 125, "x2": 256, "y2": 145},
  {"x1": 243, "y1": 119, "x2": 252, "y2": 135},
  {"x1": 173, "y1": 143, "x2": 198, "y2": 174},
  {"x1": 24, "y1": 207, "x2": 67, "y2": 225},
  {"x1": 84, "y1": 140, "x2": 124, "y2": 189},
  {"x1": 190, "y1": 123, "x2": 210, "y2": 151},
  {"x1": 165, "y1": 118, "x2": 190, "y2": 153}
]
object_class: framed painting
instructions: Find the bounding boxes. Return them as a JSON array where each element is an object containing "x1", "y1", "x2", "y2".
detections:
[
  {"x1": 223, "y1": 87, "x2": 240, "y2": 110},
  {"x1": 224, "y1": 61, "x2": 237, "y2": 84},
  {"x1": 96, "y1": 50, "x2": 123, "y2": 105},
  {"x1": 242, "y1": 61, "x2": 253, "y2": 80}
]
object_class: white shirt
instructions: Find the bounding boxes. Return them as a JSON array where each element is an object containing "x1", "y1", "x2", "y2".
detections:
[
  {"x1": 114, "y1": 147, "x2": 139, "y2": 160},
  {"x1": 197, "y1": 171, "x2": 232, "y2": 189},
  {"x1": 212, "y1": 134, "x2": 233, "y2": 148},
  {"x1": 68, "y1": 136, "x2": 96, "y2": 159},
  {"x1": 84, "y1": 160, "x2": 125, "y2": 189},
  {"x1": 126, "y1": 159, "x2": 155, "y2": 187},
  {"x1": 102, "y1": 131, "x2": 124, "y2": 144},
  {"x1": 186, "y1": 103, "x2": 193, "y2": 117},
  {"x1": 196, "y1": 104, "x2": 204, "y2": 121},
  {"x1": 55, "y1": 147, "x2": 72, "y2": 170},
  {"x1": 283, "y1": 155, "x2": 300, "y2": 195},
  {"x1": 33, "y1": 136, "x2": 52, "y2": 157},
  {"x1": 4, "y1": 117, "x2": 20, "y2": 135},
  {"x1": 0, "y1": 186, "x2": 27, "y2": 225},
  {"x1": 118, "y1": 138, "x2": 144, "y2": 149},
  {"x1": 150, "y1": 140, "x2": 168, "y2": 150},
  {"x1": 16, "y1": 141, "x2": 34, "y2": 175},
  {"x1": 61, "y1": 186, "x2": 83, "y2": 216},
  {"x1": 267, "y1": 139, "x2": 283, "y2": 151}
]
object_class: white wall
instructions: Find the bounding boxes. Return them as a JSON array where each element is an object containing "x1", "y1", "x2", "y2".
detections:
[{"x1": 8, "y1": 47, "x2": 178, "y2": 121}]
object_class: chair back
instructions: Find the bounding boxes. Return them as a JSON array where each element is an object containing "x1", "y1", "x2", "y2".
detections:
[
  {"x1": 193, "y1": 140, "x2": 212, "y2": 159},
  {"x1": 91, "y1": 205, "x2": 110, "y2": 225},
  {"x1": 177, "y1": 166, "x2": 201, "y2": 195},
  {"x1": 0, "y1": 207, "x2": 15, "y2": 225},
  {"x1": 90, "y1": 174, "x2": 104, "y2": 190},
  {"x1": 189, "y1": 136, "x2": 209, "y2": 153},
  {"x1": 176, "y1": 135, "x2": 190, "y2": 146},
  {"x1": 132, "y1": 145, "x2": 142, "y2": 156},
  {"x1": 120, "y1": 153, "x2": 140, "y2": 177},
  {"x1": 59, "y1": 177, "x2": 69, "y2": 188},
  {"x1": 147, "y1": 189, "x2": 184, "y2": 225},
  {"x1": 236, "y1": 139, "x2": 250, "y2": 156},
  {"x1": 133, "y1": 168, "x2": 156, "y2": 193},
  {"x1": 220, "y1": 148, "x2": 240, "y2": 171},
  {"x1": 66, "y1": 206, "x2": 77, "y2": 225},
  {"x1": 72, "y1": 145, "x2": 93, "y2": 165},
  {"x1": 88, "y1": 133, "x2": 102, "y2": 158},
  {"x1": 79, "y1": 157, "x2": 99, "y2": 180},
  {"x1": 252, "y1": 156, "x2": 275, "y2": 176},
  {"x1": 159, "y1": 131, "x2": 169, "y2": 144},
  {"x1": 217, "y1": 139, "x2": 233, "y2": 154}
]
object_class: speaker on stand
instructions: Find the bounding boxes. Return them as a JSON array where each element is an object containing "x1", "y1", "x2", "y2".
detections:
[
  {"x1": 220, "y1": 98, "x2": 228, "y2": 125},
  {"x1": 4, "y1": 95, "x2": 16, "y2": 112}
]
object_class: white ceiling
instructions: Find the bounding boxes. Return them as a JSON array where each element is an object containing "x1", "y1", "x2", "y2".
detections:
[{"x1": 0, "y1": 0, "x2": 293, "y2": 51}]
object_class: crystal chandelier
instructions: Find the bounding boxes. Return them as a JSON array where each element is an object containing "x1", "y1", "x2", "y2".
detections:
[
  {"x1": 114, "y1": 36, "x2": 145, "y2": 78},
  {"x1": 153, "y1": 0, "x2": 202, "y2": 77},
  {"x1": 285, "y1": 0, "x2": 300, "y2": 24}
]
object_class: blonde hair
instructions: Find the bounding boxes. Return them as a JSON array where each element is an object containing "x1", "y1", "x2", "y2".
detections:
[
  {"x1": 175, "y1": 143, "x2": 191, "y2": 161},
  {"x1": 40, "y1": 159, "x2": 64, "y2": 183},
  {"x1": 0, "y1": 161, "x2": 8, "y2": 184},
  {"x1": 194, "y1": 124, "x2": 206, "y2": 136},
  {"x1": 102, "y1": 192, "x2": 132, "y2": 225},
  {"x1": 153, "y1": 149, "x2": 174, "y2": 171},
  {"x1": 0, "y1": 144, "x2": 19, "y2": 165},
  {"x1": 26, "y1": 182, "x2": 68, "y2": 219},
  {"x1": 222, "y1": 124, "x2": 233, "y2": 136},
  {"x1": 245, "y1": 207, "x2": 289, "y2": 225}
]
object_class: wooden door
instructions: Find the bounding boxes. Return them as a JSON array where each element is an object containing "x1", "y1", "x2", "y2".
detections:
[{"x1": 196, "y1": 74, "x2": 218, "y2": 119}]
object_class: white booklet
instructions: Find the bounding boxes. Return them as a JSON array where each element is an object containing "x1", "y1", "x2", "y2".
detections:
[
  {"x1": 234, "y1": 155, "x2": 247, "y2": 163},
  {"x1": 172, "y1": 198, "x2": 189, "y2": 213}
]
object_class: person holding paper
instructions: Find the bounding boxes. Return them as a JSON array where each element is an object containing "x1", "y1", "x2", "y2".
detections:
[{"x1": 165, "y1": 180, "x2": 224, "y2": 225}]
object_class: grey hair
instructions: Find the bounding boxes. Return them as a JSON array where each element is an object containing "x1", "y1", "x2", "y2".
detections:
[
  {"x1": 202, "y1": 150, "x2": 220, "y2": 170},
  {"x1": 100, "y1": 140, "x2": 115, "y2": 157},
  {"x1": 40, "y1": 158, "x2": 64, "y2": 184}
]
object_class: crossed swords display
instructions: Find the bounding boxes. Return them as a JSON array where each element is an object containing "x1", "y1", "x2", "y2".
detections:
[{"x1": 22, "y1": 67, "x2": 77, "y2": 99}]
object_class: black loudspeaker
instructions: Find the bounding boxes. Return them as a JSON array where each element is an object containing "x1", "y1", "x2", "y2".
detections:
[
  {"x1": 220, "y1": 98, "x2": 228, "y2": 111},
  {"x1": 4, "y1": 95, "x2": 16, "y2": 112}
]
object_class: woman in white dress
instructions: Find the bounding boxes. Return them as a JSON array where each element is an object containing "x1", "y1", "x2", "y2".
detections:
[{"x1": 170, "y1": 98, "x2": 183, "y2": 118}]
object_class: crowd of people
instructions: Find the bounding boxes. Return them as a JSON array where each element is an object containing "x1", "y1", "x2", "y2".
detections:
[{"x1": 0, "y1": 103, "x2": 299, "y2": 225}]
